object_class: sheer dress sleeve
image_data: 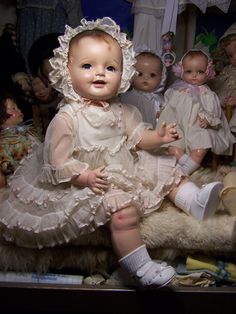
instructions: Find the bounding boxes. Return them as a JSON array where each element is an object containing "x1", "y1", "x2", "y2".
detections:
[
  {"x1": 122, "y1": 104, "x2": 152, "y2": 150},
  {"x1": 40, "y1": 112, "x2": 89, "y2": 184}
]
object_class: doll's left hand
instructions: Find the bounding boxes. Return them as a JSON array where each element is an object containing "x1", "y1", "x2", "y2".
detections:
[
  {"x1": 198, "y1": 117, "x2": 209, "y2": 129},
  {"x1": 157, "y1": 121, "x2": 180, "y2": 144}
]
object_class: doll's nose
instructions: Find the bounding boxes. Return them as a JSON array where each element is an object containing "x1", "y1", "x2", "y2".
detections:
[
  {"x1": 95, "y1": 67, "x2": 105, "y2": 76},
  {"x1": 143, "y1": 73, "x2": 149, "y2": 80}
]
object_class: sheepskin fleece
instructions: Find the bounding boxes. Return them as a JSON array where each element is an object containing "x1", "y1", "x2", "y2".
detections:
[{"x1": 0, "y1": 167, "x2": 235, "y2": 273}]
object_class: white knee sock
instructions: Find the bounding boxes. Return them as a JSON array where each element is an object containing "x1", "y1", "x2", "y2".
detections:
[
  {"x1": 119, "y1": 245, "x2": 150, "y2": 274},
  {"x1": 174, "y1": 181, "x2": 199, "y2": 214},
  {"x1": 178, "y1": 154, "x2": 188, "y2": 166},
  {"x1": 180, "y1": 156, "x2": 200, "y2": 175}
]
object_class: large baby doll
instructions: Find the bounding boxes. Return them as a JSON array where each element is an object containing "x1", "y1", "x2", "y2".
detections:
[
  {"x1": 0, "y1": 18, "x2": 226, "y2": 289},
  {"x1": 120, "y1": 47, "x2": 167, "y2": 128},
  {"x1": 156, "y1": 49, "x2": 235, "y2": 175}
]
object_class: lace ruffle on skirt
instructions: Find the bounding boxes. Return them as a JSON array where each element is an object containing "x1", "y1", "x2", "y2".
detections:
[{"x1": 0, "y1": 145, "x2": 183, "y2": 249}]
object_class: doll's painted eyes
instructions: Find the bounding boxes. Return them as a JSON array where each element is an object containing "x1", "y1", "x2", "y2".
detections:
[
  {"x1": 185, "y1": 70, "x2": 205, "y2": 75},
  {"x1": 107, "y1": 66, "x2": 116, "y2": 72},
  {"x1": 137, "y1": 72, "x2": 157, "y2": 78},
  {"x1": 82, "y1": 63, "x2": 92, "y2": 69}
]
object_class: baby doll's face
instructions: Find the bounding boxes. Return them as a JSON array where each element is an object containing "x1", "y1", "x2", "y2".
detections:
[
  {"x1": 224, "y1": 40, "x2": 236, "y2": 67},
  {"x1": 132, "y1": 54, "x2": 162, "y2": 92},
  {"x1": 68, "y1": 35, "x2": 122, "y2": 101},
  {"x1": 182, "y1": 54, "x2": 208, "y2": 86},
  {"x1": 3, "y1": 99, "x2": 23, "y2": 128}
]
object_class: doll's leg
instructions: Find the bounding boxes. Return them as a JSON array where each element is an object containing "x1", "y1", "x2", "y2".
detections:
[
  {"x1": 168, "y1": 178, "x2": 223, "y2": 220},
  {"x1": 168, "y1": 146, "x2": 184, "y2": 160},
  {"x1": 169, "y1": 147, "x2": 208, "y2": 175},
  {"x1": 168, "y1": 146, "x2": 197, "y2": 174},
  {"x1": 181, "y1": 148, "x2": 208, "y2": 174},
  {"x1": 109, "y1": 206, "x2": 175, "y2": 287}
]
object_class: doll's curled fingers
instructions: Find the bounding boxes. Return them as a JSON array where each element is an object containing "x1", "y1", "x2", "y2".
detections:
[
  {"x1": 157, "y1": 121, "x2": 180, "y2": 144},
  {"x1": 86, "y1": 166, "x2": 110, "y2": 193}
]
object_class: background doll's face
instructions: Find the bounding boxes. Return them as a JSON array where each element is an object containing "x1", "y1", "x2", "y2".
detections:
[
  {"x1": 67, "y1": 35, "x2": 122, "y2": 101},
  {"x1": 3, "y1": 99, "x2": 24, "y2": 127},
  {"x1": 224, "y1": 39, "x2": 236, "y2": 67},
  {"x1": 182, "y1": 54, "x2": 208, "y2": 86},
  {"x1": 132, "y1": 54, "x2": 162, "y2": 92}
]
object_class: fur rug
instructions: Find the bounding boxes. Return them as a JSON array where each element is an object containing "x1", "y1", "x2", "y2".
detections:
[{"x1": 0, "y1": 167, "x2": 236, "y2": 274}]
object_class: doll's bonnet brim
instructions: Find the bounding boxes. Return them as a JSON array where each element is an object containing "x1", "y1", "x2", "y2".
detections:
[
  {"x1": 49, "y1": 17, "x2": 136, "y2": 102},
  {"x1": 220, "y1": 22, "x2": 236, "y2": 42}
]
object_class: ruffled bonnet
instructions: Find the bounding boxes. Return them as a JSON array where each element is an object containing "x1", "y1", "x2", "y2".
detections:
[
  {"x1": 49, "y1": 17, "x2": 136, "y2": 102},
  {"x1": 172, "y1": 49, "x2": 215, "y2": 80},
  {"x1": 220, "y1": 22, "x2": 236, "y2": 42}
]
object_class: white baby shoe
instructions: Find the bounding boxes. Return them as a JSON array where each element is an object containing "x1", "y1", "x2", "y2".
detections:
[
  {"x1": 134, "y1": 261, "x2": 176, "y2": 288},
  {"x1": 119, "y1": 245, "x2": 176, "y2": 288},
  {"x1": 190, "y1": 181, "x2": 224, "y2": 220}
]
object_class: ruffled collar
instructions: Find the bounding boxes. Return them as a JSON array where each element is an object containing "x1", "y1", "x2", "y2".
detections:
[{"x1": 82, "y1": 98, "x2": 110, "y2": 109}]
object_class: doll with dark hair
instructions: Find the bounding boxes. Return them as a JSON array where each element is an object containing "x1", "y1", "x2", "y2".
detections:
[
  {"x1": 120, "y1": 46, "x2": 167, "y2": 129},
  {"x1": 0, "y1": 84, "x2": 41, "y2": 186},
  {"x1": 28, "y1": 33, "x2": 63, "y2": 133}
]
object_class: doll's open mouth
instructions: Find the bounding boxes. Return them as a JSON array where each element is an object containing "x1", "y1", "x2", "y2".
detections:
[{"x1": 93, "y1": 80, "x2": 106, "y2": 87}]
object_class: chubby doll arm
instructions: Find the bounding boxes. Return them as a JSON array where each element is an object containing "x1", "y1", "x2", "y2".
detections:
[
  {"x1": 123, "y1": 103, "x2": 179, "y2": 150},
  {"x1": 137, "y1": 121, "x2": 179, "y2": 150},
  {"x1": 43, "y1": 113, "x2": 109, "y2": 194}
]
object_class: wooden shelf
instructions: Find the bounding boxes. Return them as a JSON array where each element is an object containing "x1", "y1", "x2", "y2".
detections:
[{"x1": 1, "y1": 282, "x2": 236, "y2": 313}]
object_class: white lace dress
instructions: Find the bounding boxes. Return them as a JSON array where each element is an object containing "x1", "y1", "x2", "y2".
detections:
[{"x1": 0, "y1": 99, "x2": 183, "y2": 249}]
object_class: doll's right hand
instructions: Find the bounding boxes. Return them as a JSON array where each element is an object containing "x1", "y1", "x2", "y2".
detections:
[
  {"x1": 72, "y1": 166, "x2": 109, "y2": 194},
  {"x1": 157, "y1": 121, "x2": 180, "y2": 143}
]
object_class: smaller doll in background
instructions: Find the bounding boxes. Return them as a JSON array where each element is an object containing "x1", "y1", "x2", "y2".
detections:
[
  {"x1": 156, "y1": 49, "x2": 236, "y2": 175},
  {"x1": 120, "y1": 47, "x2": 167, "y2": 128},
  {"x1": 0, "y1": 85, "x2": 41, "y2": 187},
  {"x1": 210, "y1": 23, "x2": 236, "y2": 166}
]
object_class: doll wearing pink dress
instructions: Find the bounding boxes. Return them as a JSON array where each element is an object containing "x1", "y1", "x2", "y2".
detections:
[{"x1": 156, "y1": 49, "x2": 235, "y2": 175}]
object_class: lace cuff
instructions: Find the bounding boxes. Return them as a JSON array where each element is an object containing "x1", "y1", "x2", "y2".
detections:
[
  {"x1": 40, "y1": 159, "x2": 89, "y2": 184},
  {"x1": 198, "y1": 111, "x2": 221, "y2": 129},
  {"x1": 126, "y1": 123, "x2": 152, "y2": 150}
]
